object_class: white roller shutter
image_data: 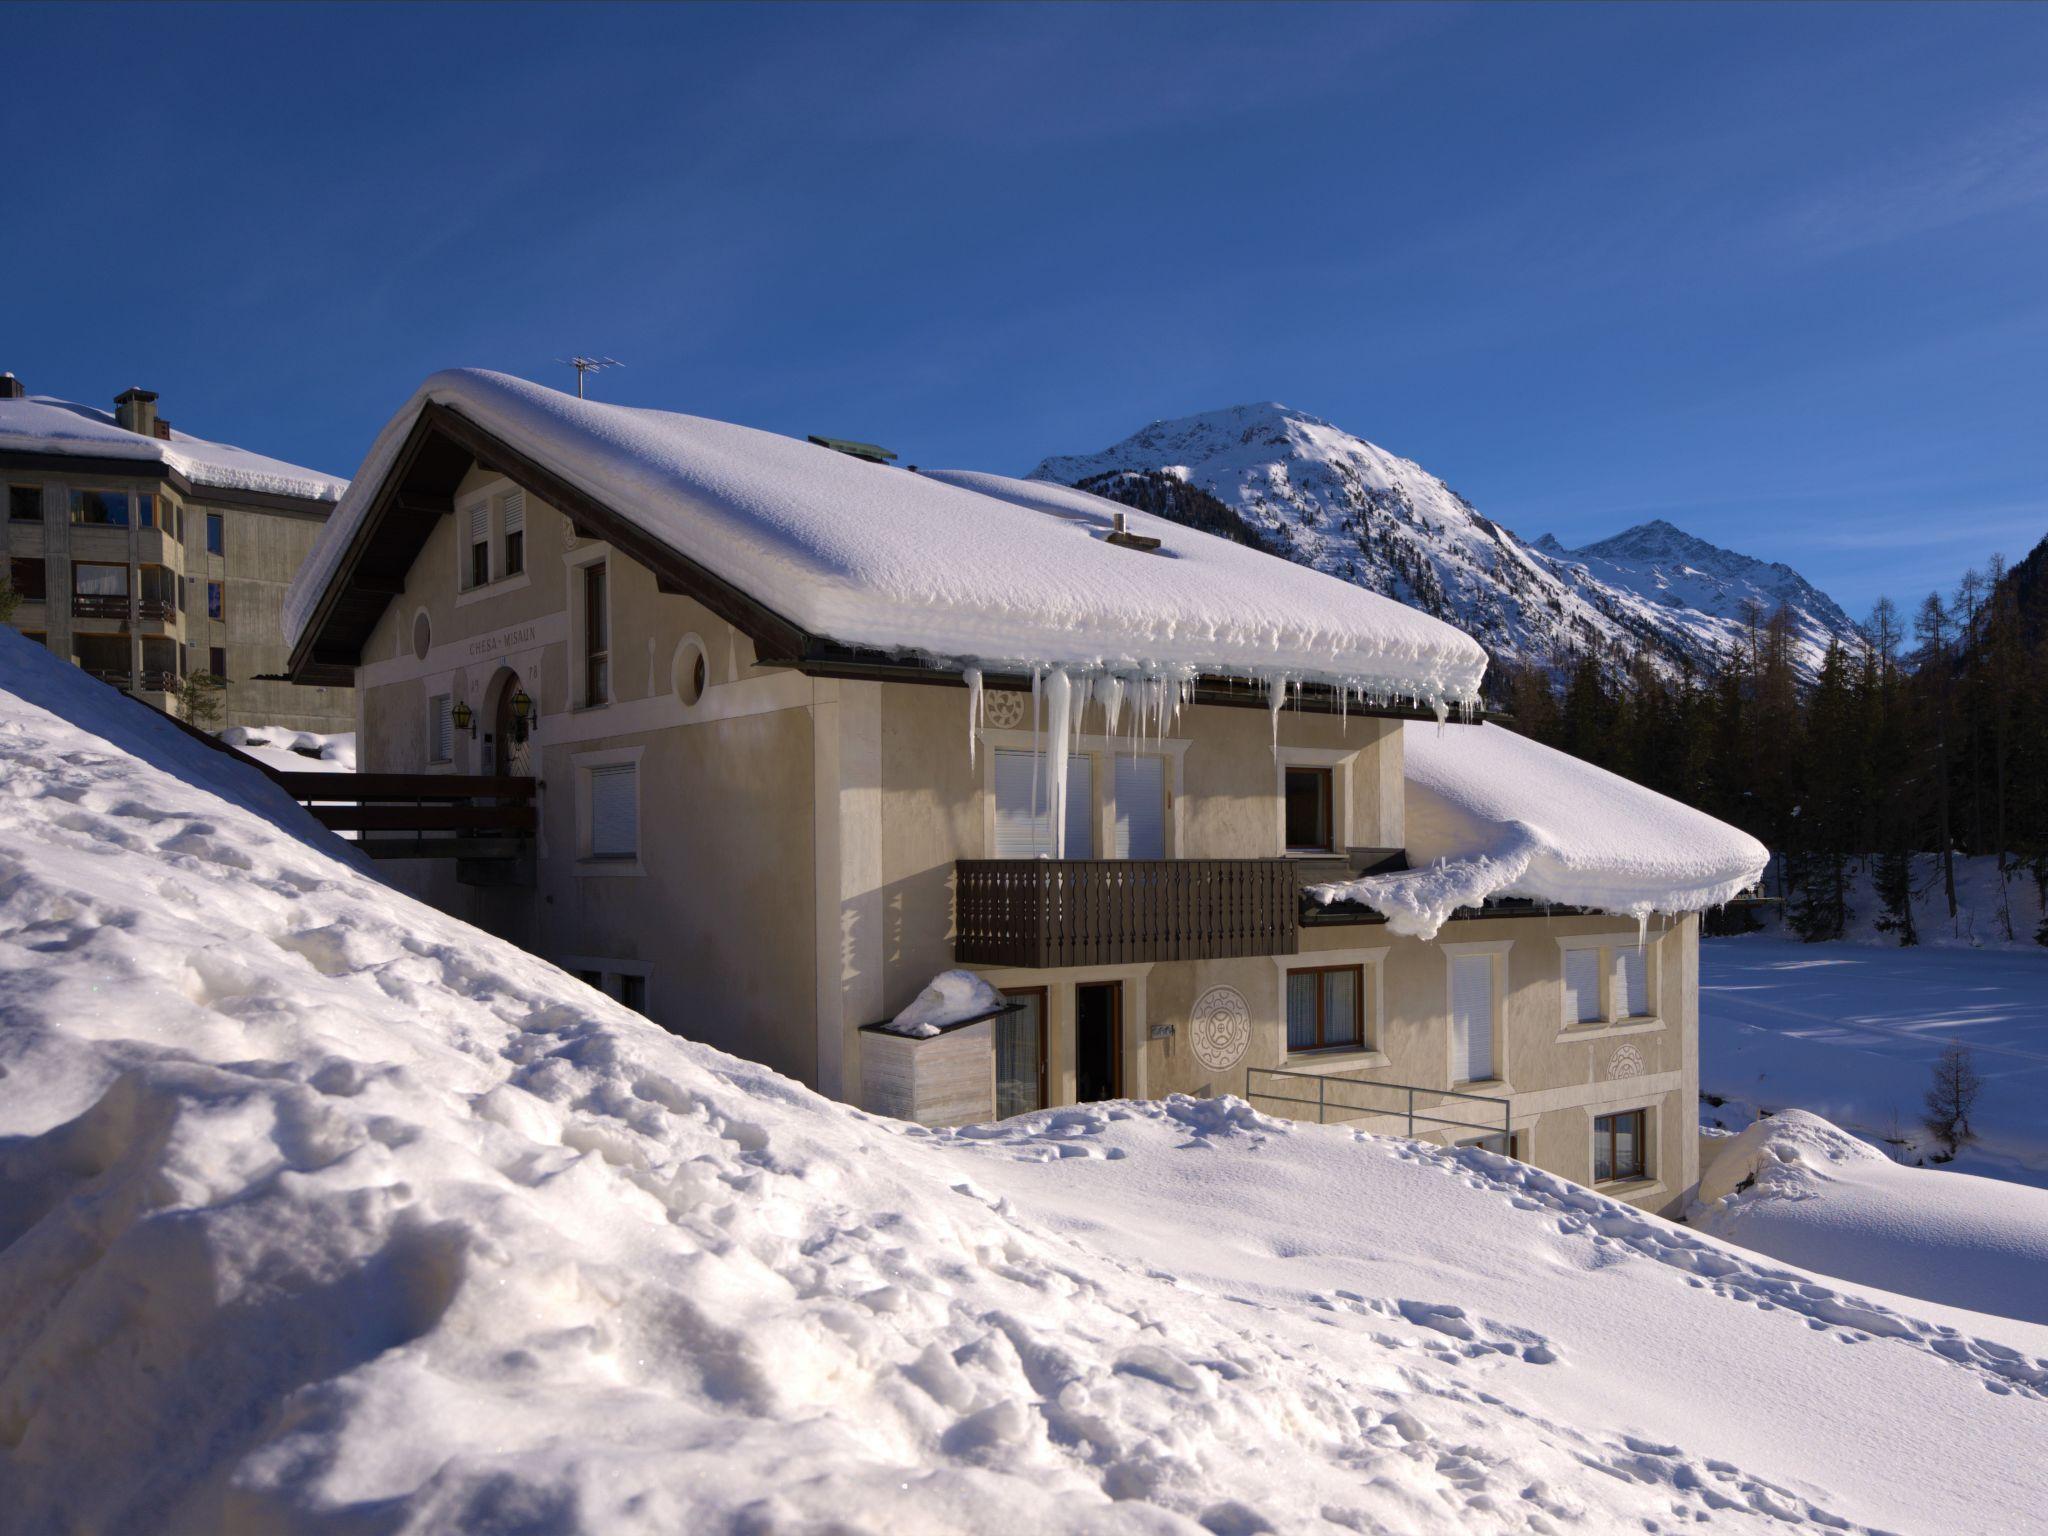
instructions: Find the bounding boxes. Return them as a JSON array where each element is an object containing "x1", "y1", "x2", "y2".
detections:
[
  {"x1": 429, "y1": 694, "x2": 452, "y2": 763},
  {"x1": 1617, "y1": 947, "x2": 1649, "y2": 1018},
  {"x1": 993, "y1": 749, "x2": 1092, "y2": 858},
  {"x1": 1563, "y1": 947, "x2": 1602, "y2": 1024},
  {"x1": 1451, "y1": 954, "x2": 1495, "y2": 1083},
  {"x1": 589, "y1": 763, "x2": 638, "y2": 858},
  {"x1": 500, "y1": 490, "x2": 525, "y2": 533},
  {"x1": 1112, "y1": 754, "x2": 1165, "y2": 859}
]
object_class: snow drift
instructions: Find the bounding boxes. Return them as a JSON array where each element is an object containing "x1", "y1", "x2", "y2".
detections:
[
  {"x1": 1311, "y1": 721, "x2": 1770, "y2": 937},
  {"x1": 0, "y1": 393, "x2": 345, "y2": 504},
  {"x1": 282, "y1": 371, "x2": 1488, "y2": 714},
  {"x1": 2, "y1": 630, "x2": 2045, "y2": 1535}
]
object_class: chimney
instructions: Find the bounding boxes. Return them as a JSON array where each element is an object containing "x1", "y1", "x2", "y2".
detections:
[
  {"x1": 115, "y1": 387, "x2": 159, "y2": 438},
  {"x1": 0, "y1": 373, "x2": 22, "y2": 400}
]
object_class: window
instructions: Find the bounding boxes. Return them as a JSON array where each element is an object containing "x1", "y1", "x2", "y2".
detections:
[
  {"x1": 10, "y1": 485, "x2": 42, "y2": 522},
  {"x1": 71, "y1": 562, "x2": 128, "y2": 618},
  {"x1": 206, "y1": 512, "x2": 224, "y2": 555},
  {"x1": 207, "y1": 580, "x2": 224, "y2": 620},
  {"x1": 1563, "y1": 947, "x2": 1601, "y2": 1025},
  {"x1": 138, "y1": 565, "x2": 175, "y2": 616},
  {"x1": 1594, "y1": 1109, "x2": 1647, "y2": 1184},
  {"x1": 466, "y1": 500, "x2": 491, "y2": 589},
  {"x1": 137, "y1": 493, "x2": 157, "y2": 529},
  {"x1": 8, "y1": 557, "x2": 45, "y2": 602},
  {"x1": 174, "y1": 504, "x2": 184, "y2": 542},
  {"x1": 70, "y1": 488, "x2": 129, "y2": 526},
  {"x1": 501, "y1": 490, "x2": 525, "y2": 576},
  {"x1": 1111, "y1": 753, "x2": 1166, "y2": 859},
  {"x1": 208, "y1": 646, "x2": 227, "y2": 679},
  {"x1": 573, "y1": 969, "x2": 603, "y2": 989},
  {"x1": 993, "y1": 748, "x2": 1093, "y2": 857},
  {"x1": 429, "y1": 693, "x2": 453, "y2": 763},
  {"x1": 1450, "y1": 951, "x2": 1497, "y2": 1082},
  {"x1": 997, "y1": 987, "x2": 1048, "y2": 1119},
  {"x1": 1284, "y1": 766, "x2": 1333, "y2": 852},
  {"x1": 1616, "y1": 948, "x2": 1650, "y2": 1019},
  {"x1": 617, "y1": 973, "x2": 647, "y2": 1014},
  {"x1": 582, "y1": 562, "x2": 609, "y2": 705},
  {"x1": 1557, "y1": 938, "x2": 1658, "y2": 1028},
  {"x1": 1285, "y1": 964, "x2": 1363, "y2": 1053},
  {"x1": 588, "y1": 762, "x2": 637, "y2": 858},
  {"x1": 1458, "y1": 1132, "x2": 1520, "y2": 1160}
]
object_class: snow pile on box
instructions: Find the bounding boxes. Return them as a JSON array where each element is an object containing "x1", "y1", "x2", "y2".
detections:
[
  {"x1": 0, "y1": 394, "x2": 345, "y2": 504},
  {"x1": 1693, "y1": 1109, "x2": 2048, "y2": 1326},
  {"x1": 1313, "y1": 722, "x2": 1770, "y2": 937},
  {"x1": 884, "y1": 968, "x2": 1006, "y2": 1037},
  {"x1": 282, "y1": 370, "x2": 1487, "y2": 713},
  {"x1": 4, "y1": 629, "x2": 2046, "y2": 1535}
]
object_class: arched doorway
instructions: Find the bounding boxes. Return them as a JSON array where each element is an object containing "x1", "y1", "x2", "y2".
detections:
[{"x1": 484, "y1": 666, "x2": 533, "y2": 777}]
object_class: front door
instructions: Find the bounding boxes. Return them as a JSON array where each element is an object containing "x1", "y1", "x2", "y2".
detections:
[
  {"x1": 996, "y1": 987, "x2": 1047, "y2": 1119},
  {"x1": 1074, "y1": 981, "x2": 1122, "y2": 1103},
  {"x1": 493, "y1": 673, "x2": 533, "y2": 777}
]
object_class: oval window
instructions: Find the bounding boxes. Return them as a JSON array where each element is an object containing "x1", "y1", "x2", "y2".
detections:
[
  {"x1": 412, "y1": 609, "x2": 432, "y2": 661},
  {"x1": 673, "y1": 636, "x2": 709, "y2": 706}
]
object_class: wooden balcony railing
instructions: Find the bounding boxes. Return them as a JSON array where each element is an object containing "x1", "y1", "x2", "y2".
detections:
[
  {"x1": 136, "y1": 597, "x2": 175, "y2": 620},
  {"x1": 71, "y1": 593, "x2": 130, "y2": 621},
  {"x1": 955, "y1": 858, "x2": 1300, "y2": 969},
  {"x1": 136, "y1": 669, "x2": 177, "y2": 693}
]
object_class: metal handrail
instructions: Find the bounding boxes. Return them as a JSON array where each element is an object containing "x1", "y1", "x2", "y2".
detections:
[{"x1": 1245, "y1": 1065, "x2": 1512, "y2": 1144}]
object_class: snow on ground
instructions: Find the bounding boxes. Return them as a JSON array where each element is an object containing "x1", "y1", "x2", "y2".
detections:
[
  {"x1": 1311, "y1": 722, "x2": 1768, "y2": 939},
  {"x1": 5, "y1": 627, "x2": 2048, "y2": 1535},
  {"x1": 0, "y1": 393, "x2": 345, "y2": 503},
  {"x1": 222, "y1": 725, "x2": 357, "y2": 775},
  {"x1": 285, "y1": 371, "x2": 1488, "y2": 713},
  {"x1": 1691, "y1": 1110, "x2": 2048, "y2": 1327},
  {"x1": 1701, "y1": 936, "x2": 2048, "y2": 1187}
]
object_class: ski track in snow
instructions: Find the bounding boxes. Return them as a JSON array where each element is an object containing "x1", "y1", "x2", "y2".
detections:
[{"x1": 2, "y1": 638, "x2": 2045, "y2": 1534}]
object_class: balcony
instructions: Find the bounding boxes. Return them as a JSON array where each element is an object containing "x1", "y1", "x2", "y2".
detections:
[
  {"x1": 70, "y1": 592, "x2": 130, "y2": 621},
  {"x1": 136, "y1": 597, "x2": 175, "y2": 621},
  {"x1": 137, "y1": 669, "x2": 177, "y2": 693},
  {"x1": 955, "y1": 858, "x2": 1300, "y2": 969},
  {"x1": 85, "y1": 669, "x2": 133, "y2": 690}
]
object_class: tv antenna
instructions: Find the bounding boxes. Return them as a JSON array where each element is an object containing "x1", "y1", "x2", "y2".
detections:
[{"x1": 559, "y1": 356, "x2": 623, "y2": 399}]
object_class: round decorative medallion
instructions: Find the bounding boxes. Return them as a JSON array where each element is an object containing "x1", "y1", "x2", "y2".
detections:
[
  {"x1": 1189, "y1": 986, "x2": 1253, "y2": 1072},
  {"x1": 1608, "y1": 1043, "x2": 1646, "y2": 1080},
  {"x1": 983, "y1": 690, "x2": 1027, "y2": 729}
]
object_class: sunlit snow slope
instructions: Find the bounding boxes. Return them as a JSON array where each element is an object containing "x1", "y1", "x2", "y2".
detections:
[{"x1": 1, "y1": 630, "x2": 2044, "y2": 1536}]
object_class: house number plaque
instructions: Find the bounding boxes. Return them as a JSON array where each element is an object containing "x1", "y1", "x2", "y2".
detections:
[{"x1": 1189, "y1": 986, "x2": 1252, "y2": 1072}]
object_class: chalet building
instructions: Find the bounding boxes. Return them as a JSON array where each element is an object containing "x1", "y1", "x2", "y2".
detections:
[
  {"x1": 284, "y1": 369, "x2": 1767, "y2": 1216},
  {"x1": 0, "y1": 374, "x2": 352, "y2": 733}
]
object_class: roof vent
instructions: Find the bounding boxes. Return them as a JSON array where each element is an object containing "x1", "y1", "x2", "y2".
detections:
[
  {"x1": 0, "y1": 373, "x2": 22, "y2": 400},
  {"x1": 115, "y1": 387, "x2": 159, "y2": 438},
  {"x1": 807, "y1": 434, "x2": 898, "y2": 465},
  {"x1": 1106, "y1": 510, "x2": 1162, "y2": 553}
]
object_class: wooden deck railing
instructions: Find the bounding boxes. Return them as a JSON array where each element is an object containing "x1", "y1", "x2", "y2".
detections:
[
  {"x1": 955, "y1": 858, "x2": 1300, "y2": 969},
  {"x1": 269, "y1": 771, "x2": 537, "y2": 860}
]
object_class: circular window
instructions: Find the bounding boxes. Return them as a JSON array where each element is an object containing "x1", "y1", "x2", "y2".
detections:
[
  {"x1": 672, "y1": 635, "x2": 709, "y2": 707},
  {"x1": 412, "y1": 610, "x2": 432, "y2": 661}
]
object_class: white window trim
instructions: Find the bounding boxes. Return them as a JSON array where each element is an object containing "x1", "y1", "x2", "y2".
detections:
[
  {"x1": 573, "y1": 743, "x2": 644, "y2": 875},
  {"x1": 671, "y1": 631, "x2": 712, "y2": 714},
  {"x1": 1589, "y1": 1095, "x2": 1662, "y2": 1196},
  {"x1": 455, "y1": 477, "x2": 535, "y2": 607},
  {"x1": 975, "y1": 730, "x2": 1189, "y2": 860},
  {"x1": 1440, "y1": 938, "x2": 1513, "y2": 1090},
  {"x1": 1273, "y1": 946, "x2": 1388, "y2": 1068},
  {"x1": 565, "y1": 542, "x2": 613, "y2": 711},
  {"x1": 1274, "y1": 745, "x2": 1357, "y2": 856},
  {"x1": 1553, "y1": 933, "x2": 1663, "y2": 1040}
]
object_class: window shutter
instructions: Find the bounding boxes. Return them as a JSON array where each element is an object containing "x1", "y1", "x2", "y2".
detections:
[
  {"x1": 500, "y1": 490, "x2": 525, "y2": 534},
  {"x1": 589, "y1": 764, "x2": 637, "y2": 858},
  {"x1": 430, "y1": 694, "x2": 452, "y2": 763},
  {"x1": 1112, "y1": 754, "x2": 1166, "y2": 859},
  {"x1": 469, "y1": 501, "x2": 490, "y2": 544},
  {"x1": 1617, "y1": 948, "x2": 1649, "y2": 1018},
  {"x1": 993, "y1": 750, "x2": 1093, "y2": 858},
  {"x1": 1564, "y1": 948, "x2": 1602, "y2": 1024},
  {"x1": 1451, "y1": 955, "x2": 1494, "y2": 1082}
]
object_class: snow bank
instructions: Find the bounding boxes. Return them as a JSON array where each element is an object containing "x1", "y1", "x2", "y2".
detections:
[
  {"x1": 1692, "y1": 1109, "x2": 2048, "y2": 1326},
  {"x1": 222, "y1": 725, "x2": 357, "y2": 774},
  {"x1": 884, "y1": 969, "x2": 1006, "y2": 1037},
  {"x1": 0, "y1": 394, "x2": 345, "y2": 504},
  {"x1": 1313, "y1": 722, "x2": 1769, "y2": 937},
  {"x1": 5, "y1": 628, "x2": 2046, "y2": 1535},
  {"x1": 283, "y1": 371, "x2": 1487, "y2": 715}
]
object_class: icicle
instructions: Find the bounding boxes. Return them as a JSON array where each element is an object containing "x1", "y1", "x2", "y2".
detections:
[
  {"x1": 1266, "y1": 674, "x2": 1286, "y2": 757},
  {"x1": 1043, "y1": 667, "x2": 1073, "y2": 858},
  {"x1": 1637, "y1": 910, "x2": 1649, "y2": 950},
  {"x1": 1095, "y1": 673, "x2": 1125, "y2": 745},
  {"x1": 1030, "y1": 667, "x2": 1044, "y2": 835},
  {"x1": 964, "y1": 667, "x2": 983, "y2": 768}
]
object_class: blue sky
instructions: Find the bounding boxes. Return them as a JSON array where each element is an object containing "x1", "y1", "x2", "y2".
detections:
[{"x1": 7, "y1": 2, "x2": 2045, "y2": 617}]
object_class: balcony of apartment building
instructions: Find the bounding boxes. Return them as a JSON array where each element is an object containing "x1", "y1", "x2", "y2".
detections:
[{"x1": 73, "y1": 632, "x2": 133, "y2": 692}]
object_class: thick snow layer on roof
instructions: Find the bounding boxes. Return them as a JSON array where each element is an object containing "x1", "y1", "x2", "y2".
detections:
[
  {"x1": 4, "y1": 629, "x2": 2046, "y2": 1534},
  {"x1": 1313, "y1": 721, "x2": 1769, "y2": 937},
  {"x1": 0, "y1": 394, "x2": 345, "y2": 503},
  {"x1": 283, "y1": 370, "x2": 1486, "y2": 708}
]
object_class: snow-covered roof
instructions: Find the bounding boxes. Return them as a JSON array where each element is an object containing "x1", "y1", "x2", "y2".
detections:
[
  {"x1": 284, "y1": 370, "x2": 1487, "y2": 710},
  {"x1": 0, "y1": 393, "x2": 346, "y2": 504},
  {"x1": 1312, "y1": 721, "x2": 1769, "y2": 937}
]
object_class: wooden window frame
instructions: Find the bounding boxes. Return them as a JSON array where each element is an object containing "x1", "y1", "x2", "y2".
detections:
[
  {"x1": 1593, "y1": 1108, "x2": 1648, "y2": 1184},
  {"x1": 9, "y1": 556, "x2": 46, "y2": 602},
  {"x1": 998, "y1": 985, "x2": 1049, "y2": 1116},
  {"x1": 1286, "y1": 962, "x2": 1365, "y2": 1053},
  {"x1": 1283, "y1": 764, "x2": 1335, "y2": 853},
  {"x1": 207, "y1": 580, "x2": 225, "y2": 621},
  {"x1": 69, "y1": 488, "x2": 130, "y2": 527},
  {"x1": 582, "y1": 560, "x2": 610, "y2": 708},
  {"x1": 208, "y1": 645, "x2": 228, "y2": 680},
  {"x1": 205, "y1": 511, "x2": 225, "y2": 555}
]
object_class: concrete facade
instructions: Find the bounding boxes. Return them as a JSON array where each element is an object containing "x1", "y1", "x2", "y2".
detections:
[{"x1": 345, "y1": 457, "x2": 1702, "y2": 1216}]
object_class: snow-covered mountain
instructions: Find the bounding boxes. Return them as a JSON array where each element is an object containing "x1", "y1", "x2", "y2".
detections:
[{"x1": 1032, "y1": 404, "x2": 1862, "y2": 687}]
